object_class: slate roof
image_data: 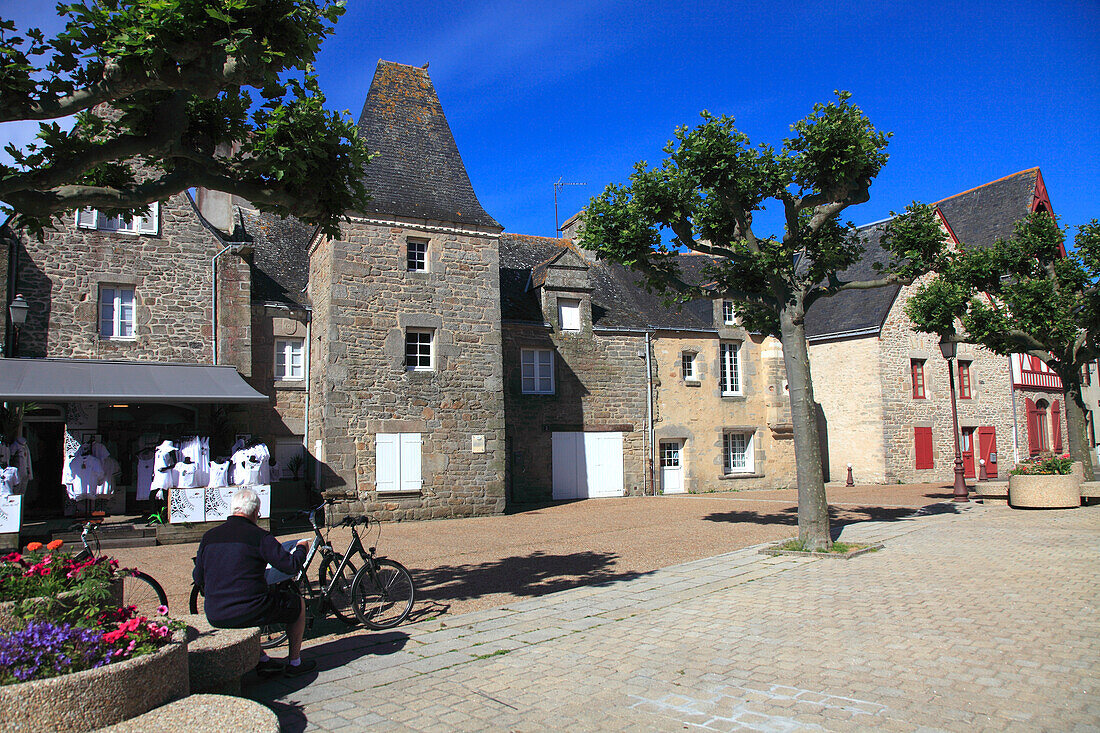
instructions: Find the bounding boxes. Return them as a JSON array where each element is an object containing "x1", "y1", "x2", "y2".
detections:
[
  {"x1": 499, "y1": 234, "x2": 716, "y2": 331},
  {"x1": 804, "y1": 169, "x2": 1041, "y2": 341},
  {"x1": 238, "y1": 208, "x2": 315, "y2": 308},
  {"x1": 354, "y1": 61, "x2": 500, "y2": 230}
]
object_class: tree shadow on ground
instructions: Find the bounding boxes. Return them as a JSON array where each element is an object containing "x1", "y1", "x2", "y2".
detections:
[
  {"x1": 410, "y1": 550, "x2": 653, "y2": 607},
  {"x1": 703, "y1": 502, "x2": 960, "y2": 540},
  {"x1": 246, "y1": 630, "x2": 409, "y2": 733}
]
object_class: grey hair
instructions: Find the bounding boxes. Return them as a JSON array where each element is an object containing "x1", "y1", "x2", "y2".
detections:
[{"x1": 231, "y1": 487, "x2": 261, "y2": 517}]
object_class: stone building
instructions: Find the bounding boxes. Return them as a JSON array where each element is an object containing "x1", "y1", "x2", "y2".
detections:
[{"x1": 806, "y1": 168, "x2": 1071, "y2": 484}]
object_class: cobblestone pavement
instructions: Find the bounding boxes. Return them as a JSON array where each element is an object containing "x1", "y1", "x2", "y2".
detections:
[{"x1": 248, "y1": 503, "x2": 1099, "y2": 732}]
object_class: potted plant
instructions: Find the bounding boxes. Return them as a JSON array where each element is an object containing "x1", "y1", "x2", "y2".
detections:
[
  {"x1": 0, "y1": 541, "x2": 122, "y2": 631},
  {"x1": 1008, "y1": 454, "x2": 1082, "y2": 508}
]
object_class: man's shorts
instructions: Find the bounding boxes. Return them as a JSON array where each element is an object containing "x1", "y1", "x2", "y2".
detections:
[{"x1": 213, "y1": 584, "x2": 300, "y2": 628}]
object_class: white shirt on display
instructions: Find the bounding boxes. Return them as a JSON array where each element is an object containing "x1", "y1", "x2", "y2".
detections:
[
  {"x1": 175, "y1": 461, "x2": 198, "y2": 488},
  {"x1": 0, "y1": 467, "x2": 19, "y2": 495}
]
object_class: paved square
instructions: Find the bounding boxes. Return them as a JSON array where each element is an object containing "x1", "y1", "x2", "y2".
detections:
[{"x1": 247, "y1": 503, "x2": 1100, "y2": 731}]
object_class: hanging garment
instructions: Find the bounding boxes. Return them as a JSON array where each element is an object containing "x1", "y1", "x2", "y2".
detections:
[
  {"x1": 231, "y1": 449, "x2": 261, "y2": 486},
  {"x1": 208, "y1": 460, "x2": 229, "y2": 489},
  {"x1": 175, "y1": 461, "x2": 198, "y2": 488},
  {"x1": 253, "y1": 443, "x2": 272, "y2": 484},
  {"x1": 96, "y1": 456, "x2": 119, "y2": 497},
  {"x1": 0, "y1": 466, "x2": 19, "y2": 496},
  {"x1": 66, "y1": 454, "x2": 104, "y2": 500},
  {"x1": 0, "y1": 444, "x2": 9, "y2": 468},
  {"x1": 8, "y1": 438, "x2": 32, "y2": 494},
  {"x1": 151, "y1": 440, "x2": 178, "y2": 495},
  {"x1": 180, "y1": 436, "x2": 210, "y2": 487},
  {"x1": 135, "y1": 452, "x2": 155, "y2": 501}
]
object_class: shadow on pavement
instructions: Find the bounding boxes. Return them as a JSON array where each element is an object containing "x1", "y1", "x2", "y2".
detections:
[
  {"x1": 703, "y1": 503, "x2": 960, "y2": 539},
  {"x1": 412, "y1": 550, "x2": 654, "y2": 606},
  {"x1": 248, "y1": 630, "x2": 410, "y2": 732}
]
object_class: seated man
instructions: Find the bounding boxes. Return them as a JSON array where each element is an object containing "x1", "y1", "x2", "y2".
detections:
[{"x1": 192, "y1": 487, "x2": 316, "y2": 677}]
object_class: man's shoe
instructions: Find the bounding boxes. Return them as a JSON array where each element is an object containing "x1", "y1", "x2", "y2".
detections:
[
  {"x1": 283, "y1": 658, "x2": 317, "y2": 677},
  {"x1": 255, "y1": 659, "x2": 284, "y2": 678}
]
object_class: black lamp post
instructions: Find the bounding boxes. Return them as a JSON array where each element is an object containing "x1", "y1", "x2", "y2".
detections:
[
  {"x1": 939, "y1": 336, "x2": 969, "y2": 502},
  {"x1": 7, "y1": 294, "x2": 28, "y2": 358}
]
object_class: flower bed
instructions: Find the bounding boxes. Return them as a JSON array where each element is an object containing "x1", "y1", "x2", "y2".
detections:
[{"x1": 0, "y1": 541, "x2": 123, "y2": 629}]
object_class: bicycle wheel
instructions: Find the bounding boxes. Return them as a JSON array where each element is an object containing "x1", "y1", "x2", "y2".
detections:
[
  {"x1": 351, "y1": 559, "x2": 415, "y2": 630},
  {"x1": 318, "y1": 553, "x2": 358, "y2": 625},
  {"x1": 121, "y1": 571, "x2": 168, "y2": 618}
]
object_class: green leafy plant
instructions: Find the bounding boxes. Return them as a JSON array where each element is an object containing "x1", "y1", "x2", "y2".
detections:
[
  {"x1": 0, "y1": 542, "x2": 122, "y2": 625},
  {"x1": 1010, "y1": 454, "x2": 1074, "y2": 476}
]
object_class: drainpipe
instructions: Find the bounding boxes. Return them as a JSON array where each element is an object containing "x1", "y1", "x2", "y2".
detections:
[
  {"x1": 1008, "y1": 354, "x2": 1021, "y2": 465},
  {"x1": 645, "y1": 331, "x2": 654, "y2": 495},
  {"x1": 302, "y1": 314, "x2": 312, "y2": 461},
  {"x1": 210, "y1": 244, "x2": 232, "y2": 364}
]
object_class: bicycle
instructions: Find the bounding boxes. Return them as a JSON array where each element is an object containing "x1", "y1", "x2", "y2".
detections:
[
  {"x1": 189, "y1": 501, "x2": 415, "y2": 647},
  {"x1": 70, "y1": 520, "x2": 169, "y2": 618}
]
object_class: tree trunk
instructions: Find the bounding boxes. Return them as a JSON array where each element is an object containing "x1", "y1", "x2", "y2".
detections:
[
  {"x1": 778, "y1": 304, "x2": 832, "y2": 550},
  {"x1": 1061, "y1": 375, "x2": 1096, "y2": 482}
]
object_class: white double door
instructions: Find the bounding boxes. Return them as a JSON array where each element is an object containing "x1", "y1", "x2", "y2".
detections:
[{"x1": 552, "y1": 431, "x2": 624, "y2": 500}]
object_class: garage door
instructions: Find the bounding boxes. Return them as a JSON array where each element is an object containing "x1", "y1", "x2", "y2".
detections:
[{"x1": 552, "y1": 432, "x2": 624, "y2": 500}]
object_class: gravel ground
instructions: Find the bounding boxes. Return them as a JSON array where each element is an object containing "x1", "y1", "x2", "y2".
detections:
[{"x1": 111, "y1": 483, "x2": 960, "y2": 626}]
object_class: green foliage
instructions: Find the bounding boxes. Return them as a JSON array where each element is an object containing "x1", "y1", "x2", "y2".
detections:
[
  {"x1": 0, "y1": 0, "x2": 370, "y2": 239},
  {"x1": 1010, "y1": 454, "x2": 1074, "y2": 476}
]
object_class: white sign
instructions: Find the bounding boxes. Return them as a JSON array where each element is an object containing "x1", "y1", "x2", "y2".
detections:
[
  {"x1": 203, "y1": 487, "x2": 234, "y2": 521},
  {"x1": 0, "y1": 495, "x2": 21, "y2": 533},
  {"x1": 168, "y1": 489, "x2": 205, "y2": 523},
  {"x1": 471, "y1": 435, "x2": 485, "y2": 454}
]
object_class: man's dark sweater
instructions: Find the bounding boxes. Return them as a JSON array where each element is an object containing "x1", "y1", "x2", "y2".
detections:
[{"x1": 192, "y1": 515, "x2": 306, "y2": 625}]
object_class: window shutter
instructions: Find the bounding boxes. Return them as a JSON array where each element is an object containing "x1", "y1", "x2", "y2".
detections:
[
  {"x1": 399, "y1": 433, "x2": 422, "y2": 492},
  {"x1": 375, "y1": 434, "x2": 398, "y2": 492},
  {"x1": 76, "y1": 208, "x2": 97, "y2": 229},
  {"x1": 1052, "y1": 400, "x2": 1063, "y2": 452},
  {"x1": 914, "y1": 427, "x2": 934, "y2": 469},
  {"x1": 137, "y1": 202, "x2": 159, "y2": 234},
  {"x1": 1025, "y1": 398, "x2": 1039, "y2": 456}
]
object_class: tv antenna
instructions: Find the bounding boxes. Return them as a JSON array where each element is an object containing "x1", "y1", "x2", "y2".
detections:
[{"x1": 554, "y1": 178, "x2": 587, "y2": 237}]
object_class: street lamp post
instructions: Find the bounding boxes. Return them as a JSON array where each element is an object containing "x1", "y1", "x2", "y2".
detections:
[
  {"x1": 7, "y1": 294, "x2": 29, "y2": 358},
  {"x1": 939, "y1": 337, "x2": 969, "y2": 502}
]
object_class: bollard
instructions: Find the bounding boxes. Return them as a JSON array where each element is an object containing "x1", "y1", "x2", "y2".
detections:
[
  {"x1": 846, "y1": 463, "x2": 854, "y2": 487},
  {"x1": 978, "y1": 458, "x2": 987, "y2": 482}
]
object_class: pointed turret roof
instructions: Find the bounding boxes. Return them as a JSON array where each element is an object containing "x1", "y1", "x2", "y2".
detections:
[{"x1": 354, "y1": 61, "x2": 500, "y2": 230}]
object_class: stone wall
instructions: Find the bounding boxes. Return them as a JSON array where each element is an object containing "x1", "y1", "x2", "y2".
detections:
[
  {"x1": 309, "y1": 218, "x2": 505, "y2": 521},
  {"x1": 11, "y1": 193, "x2": 230, "y2": 362},
  {"x1": 244, "y1": 307, "x2": 308, "y2": 440},
  {"x1": 503, "y1": 323, "x2": 648, "y2": 503},
  {"x1": 653, "y1": 330, "x2": 797, "y2": 492}
]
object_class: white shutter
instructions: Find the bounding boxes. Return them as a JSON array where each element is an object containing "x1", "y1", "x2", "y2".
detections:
[
  {"x1": 137, "y1": 202, "x2": 159, "y2": 234},
  {"x1": 375, "y1": 434, "x2": 399, "y2": 492},
  {"x1": 399, "y1": 433, "x2": 422, "y2": 492},
  {"x1": 76, "y1": 208, "x2": 97, "y2": 229}
]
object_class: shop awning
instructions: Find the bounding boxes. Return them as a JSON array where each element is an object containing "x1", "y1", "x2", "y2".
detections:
[{"x1": 0, "y1": 358, "x2": 270, "y2": 403}]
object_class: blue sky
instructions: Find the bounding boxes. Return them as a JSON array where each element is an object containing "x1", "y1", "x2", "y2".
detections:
[{"x1": 3, "y1": 0, "x2": 1098, "y2": 241}]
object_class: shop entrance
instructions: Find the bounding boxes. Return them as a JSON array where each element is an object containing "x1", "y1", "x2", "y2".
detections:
[{"x1": 22, "y1": 422, "x2": 65, "y2": 519}]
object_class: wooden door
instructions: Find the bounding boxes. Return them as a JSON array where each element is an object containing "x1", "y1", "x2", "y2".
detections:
[
  {"x1": 978, "y1": 427, "x2": 998, "y2": 478},
  {"x1": 960, "y1": 428, "x2": 975, "y2": 478}
]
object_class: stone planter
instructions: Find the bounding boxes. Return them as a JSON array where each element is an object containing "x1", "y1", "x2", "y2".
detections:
[
  {"x1": 0, "y1": 628, "x2": 188, "y2": 733},
  {"x1": 0, "y1": 582, "x2": 123, "y2": 632},
  {"x1": 1008, "y1": 472, "x2": 1082, "y2": 509}
]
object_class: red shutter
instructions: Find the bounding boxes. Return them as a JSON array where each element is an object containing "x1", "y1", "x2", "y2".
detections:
[
  {"x1": 914, "y1": 427, "x2": 934, "y2": 469},
  {"x1": 1026, "y1": 398, "x2": 1039, "y2": 456},
  {"x1": 1052, "y1": 400, "x2": 1063, "y2": 452}
]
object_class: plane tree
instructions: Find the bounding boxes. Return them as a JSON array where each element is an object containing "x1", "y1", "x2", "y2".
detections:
[
  {"x1": 580, "y1": 92, "x2": 948, "y2": 549},
  {"x1": 906, "y1": 213, "x2": 1099, "y2": 480},
  {"x1": 0, "y1": 0, "x2": 370, "y2": 239}
]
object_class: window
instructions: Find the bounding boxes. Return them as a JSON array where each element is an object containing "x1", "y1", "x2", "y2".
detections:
[
  {"x1": 76, "y1": 203, "x2": 159, "y2": 235},
  {"x1": 720, "y1": 342, "x2": 741, "y2": 395},
  {"x1": 407, "y1": 238, "x2": 428, "y2": 271},
  {"x1": 722, "y1": 300, "x2": 736, "y2": 325},
  {"x1": 911, "y1": 359, "x2": 926, "y2": 399},
  {"x1": 558, "y1": 299, "x2": 581, "y2": 331},
  {"x1": 99, "y1": 286, "x2": 135, "y2": 339},
  {"x1": 275, "y1": 338, "x2": 305, "y2": 380},
  {"x1": 914, "y1": 426, "x2": 934, "y2": 469},
  {"x1": 958, "y1": 361, "x2": 972, "y2": 399},
  {"x1": 375, "y1": 433, "x2": 422, "y2": 493},
  {"x1": 521, "y1": 348, "x2": 554, "y2": 394},
  {"x1": 660, "y1": 442, "x2": 680, "y2": 467},
  {"x1": 723, "y1": 432, "x2": 754, "y2": 474},
  {"x1": 681, "y1": 351, "x2": 697, "y2": 381},
  {"x1": 405, "y1": 329, "x2": 434, "y2": 371},
  {"x1": 1034, "y1": 399, "x2": 1050, "y2": 453}
]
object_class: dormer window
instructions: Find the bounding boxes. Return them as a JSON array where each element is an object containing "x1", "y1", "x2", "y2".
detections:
[
  {"x1": 722, "y1": 300, "x2": 736, "y2": 325},
  {"x1": 558, "y1": 298, "x2": 581, "y2": 332}
]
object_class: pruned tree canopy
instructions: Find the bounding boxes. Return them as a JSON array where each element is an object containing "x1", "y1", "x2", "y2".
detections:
[
  {"x1": 581, "y1": 92, "x2": 949, "y2": 549},
  {"x1": 0, "y1": 0, "x2": 370, "y2": 239},
  {"x1": 907, "y1": 212, "x2": 1099, "y2": 478}
]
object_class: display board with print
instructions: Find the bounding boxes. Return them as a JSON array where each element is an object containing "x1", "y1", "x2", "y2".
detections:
[
  {"x1": 203, "y1": 486, "x2": 234, "y2": 522},
  {"x1": 255, "y1": 485, "x2": 271, "y2": 519},
  {"x1": 168, "y1": 489, "x2": 204, "y2": 523},
  {"x1": 0, "y1": 495, "x2": 21, "y2": 533}
]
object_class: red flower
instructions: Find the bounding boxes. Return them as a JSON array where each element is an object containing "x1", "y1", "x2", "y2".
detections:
[
  {"x1": 1, "y1": 552, "x2": 21, "y2": 564},
  {"x1": 102, "y1": 629, "x2": 126, "y2": 644}
]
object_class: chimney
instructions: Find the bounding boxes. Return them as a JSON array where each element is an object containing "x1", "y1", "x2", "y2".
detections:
[{"x1": 196, "y1": 188, "x2": 235, "y2": 235}]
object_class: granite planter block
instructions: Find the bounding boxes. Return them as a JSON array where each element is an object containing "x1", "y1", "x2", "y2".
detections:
[
  {"x1": 0, "y1": 629, "x2": 188, "y2": 732},
  {"x1": 100, "y1": 693, "x2": 279, "y2": 733},
  {"x1": 183, "y1": 613, "x2": 260, "y2": 695},
  {"x1": 1008, "y1": 472, "x2": 1081, "y2": 509}
]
